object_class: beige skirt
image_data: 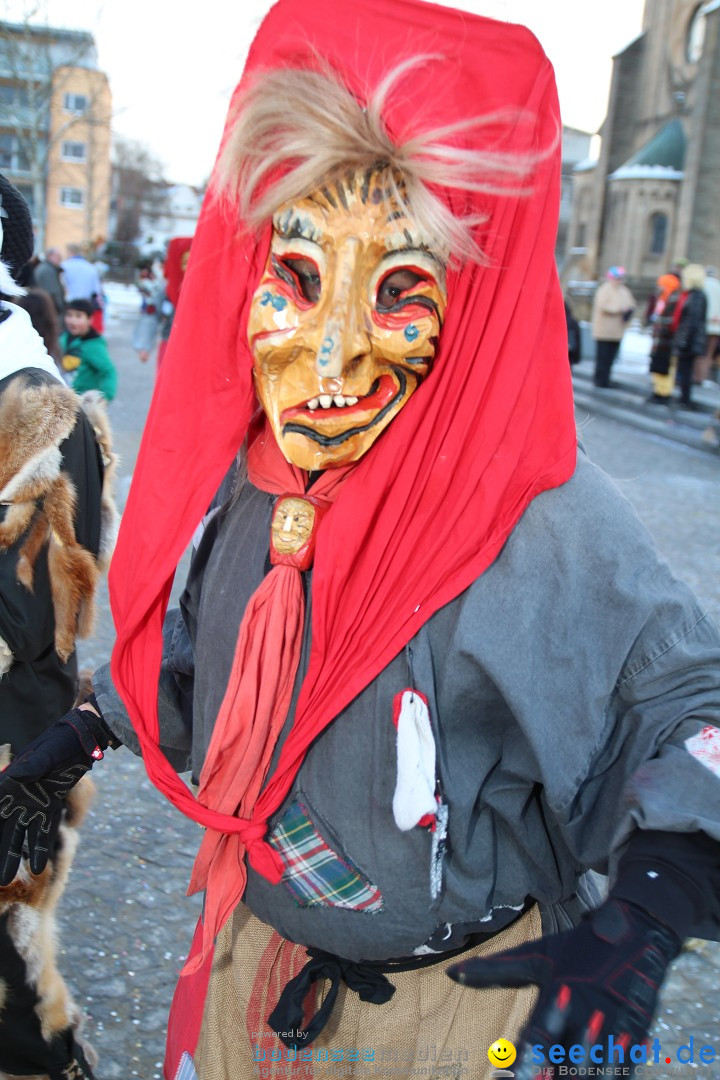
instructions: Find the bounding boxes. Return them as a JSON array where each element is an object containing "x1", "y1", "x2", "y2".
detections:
[{"x1": 194, "y1": 904, "x2": 541, "y2": 1080}]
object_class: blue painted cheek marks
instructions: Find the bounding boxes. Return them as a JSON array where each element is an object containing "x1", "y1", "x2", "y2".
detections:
[
  {"x1": 261, "y1": 291, "x2": 288, "y2": 311},
  {"x1": 404, "y1": 324, "x2": 420, "y2": 342}
]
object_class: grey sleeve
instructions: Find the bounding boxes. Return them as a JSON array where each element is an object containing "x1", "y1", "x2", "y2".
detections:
[
  {"x1": 93, "y1": 607, "x2": 194, "y2": 773},
  {"x1": 614, "y1": 608, "x2": 720, "y2": 847},
  {"x1": 550, "y1": 598, "x2": 720, "y2": 881}
]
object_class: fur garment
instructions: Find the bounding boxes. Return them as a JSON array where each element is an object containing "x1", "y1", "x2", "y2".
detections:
[
  {"x1": 0, "y1": 377, "x2": 118, "y2": 670},
  {"x1": 0, "y1": 746, "x2": 99, "y2": 1080}
]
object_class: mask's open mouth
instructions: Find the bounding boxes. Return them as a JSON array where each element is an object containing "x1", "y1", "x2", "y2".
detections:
[
  {"x1": 280, "y1": 371, "x2": 408, "y2": 447},
  {"x1": 280, "y1": 375, "x2": 397, "y2": 423}
]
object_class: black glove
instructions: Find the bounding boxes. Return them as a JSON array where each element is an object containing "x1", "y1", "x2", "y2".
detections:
[
  {"x1": 448, "y1": 898, "x2": 679, "y2": 1078},
  {"x1": 0, "y1": 701, "x2": 119, "y2": 886}
]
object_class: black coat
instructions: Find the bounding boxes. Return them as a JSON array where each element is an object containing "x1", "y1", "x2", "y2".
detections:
[
  {"x1": 673, "y1": 288, "x2": 707, "y2": 359},
  {"x1": 0, "y1": 369, "x2": 104, "y2": 752}
]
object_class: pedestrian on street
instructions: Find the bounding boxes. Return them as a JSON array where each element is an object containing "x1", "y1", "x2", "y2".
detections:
[
  {"x1": 0, "y1": 173, "x2": 117, "y2": 1080},
  {"x1": 61, "y1": 244, "x2": 102, "y2": 305},
  {"x1": 34, "y1": 247, "x2": 66, "y2": 316},
  {"x1": 648, "y1": 271, "x2": 681, "y2": 404},
  {"x1": 131, "y1": 261, "x2": 163, "y2": 364},
  {"x1": 696, "y1": 265, "x2": 720, "y2": 385},
  {"x1": 591, "y1": 265, "x2": 636, "y2": 387},
  {"x1": 15, "y1": 286, "x2": 63, "y2": 366},
  {"x1": 672, "y1": 262, "x2": 707, "y2": 410},
  {"x1": 1, "y1": 7, "x2": 720, "y2": 1080},
  {"x1": 60, "y1": 298, "x2": 117, "y2": 401}
]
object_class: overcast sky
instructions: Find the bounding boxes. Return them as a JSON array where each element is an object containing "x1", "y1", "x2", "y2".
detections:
[{"x1": 7, "y1": 0, "x2": 646, "y2": 185}]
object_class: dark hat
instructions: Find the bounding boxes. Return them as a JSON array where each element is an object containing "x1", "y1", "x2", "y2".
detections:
[
  {"x1": 0, "y1": 173, "x2": 34, "y2": 278},
  {"x1": 65, "y1": 297, "x2": 94, "y2": 316}
]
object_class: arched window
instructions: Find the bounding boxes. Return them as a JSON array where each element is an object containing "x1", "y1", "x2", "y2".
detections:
[{"x1": 649, "y1": 212, "x2": 668, "y2": 255}]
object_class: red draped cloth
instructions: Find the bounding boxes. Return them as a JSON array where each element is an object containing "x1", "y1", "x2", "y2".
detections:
[{"x1": 109, "y1": 0, "x2": 576, "y2": 985}]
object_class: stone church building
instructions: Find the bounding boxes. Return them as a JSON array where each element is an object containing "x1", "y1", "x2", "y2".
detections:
[{"x1": 565, "y1": 0, "x2": 720, "y2": 297}]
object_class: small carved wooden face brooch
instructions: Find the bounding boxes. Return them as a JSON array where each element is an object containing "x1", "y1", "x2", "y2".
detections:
[{"x1": 270, "y1": 495, "x2": 329, "y2": 570}]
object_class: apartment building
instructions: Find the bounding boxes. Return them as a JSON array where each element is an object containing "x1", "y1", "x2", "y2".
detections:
[{"x1": 0, "y1": 21, "x2": 111, "y2": 253}]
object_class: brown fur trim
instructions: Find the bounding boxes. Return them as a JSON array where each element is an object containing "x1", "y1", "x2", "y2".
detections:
[
  {"x1": 78, "y1": 391, "x2": 119, "y2": 573},
  {"x1": 0, "y1": 379, "x2": 78, "y2": 497},
  {"x1": 0, "y1": 776, "x2": 97, "y2": 1069},
  {"x1": 15, "y1": 511, "x2": 50, "y2": 590},
  {"x1": 44, "y1": 477, "x2": 99, "y2": 661},
  {"x1": 0, "y1": 500, "x2": 36, "y2": 551}
]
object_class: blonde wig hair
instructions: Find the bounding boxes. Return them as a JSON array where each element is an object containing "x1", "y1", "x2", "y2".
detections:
[
  {"x1": 218, "y1": 57, "x2": 556, "y2": 266},
  {"x1": 682, "y1": 263, "x2": 706, "y2": 291}
]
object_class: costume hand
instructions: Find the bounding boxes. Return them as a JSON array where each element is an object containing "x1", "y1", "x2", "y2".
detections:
[
  {"x1": 0, "y1": 704, "x2": 118, "y2": 885},
  {"x1": 447, "y1": 899, "x2": 680, "y2": 1079}
]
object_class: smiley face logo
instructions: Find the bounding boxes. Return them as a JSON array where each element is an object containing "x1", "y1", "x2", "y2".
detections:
[{"x1": 488, "y1": 1039, "x2": 517, "y2": 1069}]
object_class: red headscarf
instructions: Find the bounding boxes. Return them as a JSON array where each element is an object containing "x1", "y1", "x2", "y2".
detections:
[
  {"x1": 163, "y1": 236, "x2": 192, "y2": 307},
  {"x1": 109, "y1": 0, "x2": 576, "y2": 950}
]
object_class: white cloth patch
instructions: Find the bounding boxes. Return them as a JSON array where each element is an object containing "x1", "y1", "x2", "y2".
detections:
[
  {"x1": 685, "y1": 725, "x2": 720, "y2": 779},
  {"x1": 174, "y1": 1051, "x2": 199, "y2": 1080},
  {"x1": 392, "y1": 689, "x2": 437, "y2": 831}
]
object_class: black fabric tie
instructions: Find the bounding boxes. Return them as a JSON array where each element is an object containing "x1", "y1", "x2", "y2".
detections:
[{"x1": 268, "y1": 948, "x2": 395, "y2": 1048}]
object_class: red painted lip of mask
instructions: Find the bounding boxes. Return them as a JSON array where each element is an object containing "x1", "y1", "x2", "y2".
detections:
[{"x1": 280, "y1": 373, "x2": 399, "y2": 424}]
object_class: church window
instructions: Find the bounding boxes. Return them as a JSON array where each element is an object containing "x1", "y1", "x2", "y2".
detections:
[{"x1": 649, "y1": 212, "x2": 668, "y2": 255}]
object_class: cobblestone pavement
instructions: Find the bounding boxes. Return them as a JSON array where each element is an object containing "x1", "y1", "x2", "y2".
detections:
[{"x1": 55, "y1": 310, "x2": 720, "y2": 1079}]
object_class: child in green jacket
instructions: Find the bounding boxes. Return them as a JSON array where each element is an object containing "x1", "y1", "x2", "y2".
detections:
[{"x1": 60, "y1": 298, "x2": 117, "y2": 401}]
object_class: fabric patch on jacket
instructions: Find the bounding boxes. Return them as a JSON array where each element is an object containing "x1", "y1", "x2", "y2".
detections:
[
  {"x1": 269, "y1": 798, "x2": 383, "y2": 912},
  {"x1": 685, "y1": 725, "x2": 720, "y2": 778}
]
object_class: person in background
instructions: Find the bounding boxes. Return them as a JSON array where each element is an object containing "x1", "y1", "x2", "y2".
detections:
[
  {"x1": 131, "y1": 259, "x2": 162, "y2": 364},
  {"x1": 61, "y1": 243, "x2": 104, "y2": 332},
  {"x1": 564, "y1": 297, "x2": 581, "y2": 366},
  {"x1": 696, "y1": 265, "x2": 720, "y2": 385},
  {"x1": 591, "y1": 265, "x2": 636, "y2": 388},
  {"x1": 34, "y1": 246, "x2": 66, "y2": 316},
  {"x1": 156, "y1": 236, "x2": 192, "y2": 371},
  {"x1": 0, "y1": 173, "x2": 117, "y2": 1080},
  {"x1": 647, "y1": 271, "x2": 681, "y2": 405},
  {"x1": 672, "y1": 262, "x2": 707, "y2": 410},
  {"x1": 15, "y1": 286, "x2": 62, "y2": 366},
  {"x1": 60, "y1": 297, "x2": 117, "y2": 401}
]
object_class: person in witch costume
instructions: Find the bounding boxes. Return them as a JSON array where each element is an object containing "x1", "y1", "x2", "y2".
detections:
[{"x1": 1, "y1": 3, "x2": 719, "y2": 1079}]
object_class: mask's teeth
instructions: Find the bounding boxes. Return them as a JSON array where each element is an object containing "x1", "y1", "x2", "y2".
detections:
[
  {"x1": 307, "y1": 397, "x2": 319, "y2": 410},
  {"x1": 318, "y1": 395, "x2": 333, "y2": 408},
  {"x1": 345, "y1": 396, "x2": 358, "y2": 405},
  {"x1": 333, "y1": 395, "x2": 346, "y2": 407}
]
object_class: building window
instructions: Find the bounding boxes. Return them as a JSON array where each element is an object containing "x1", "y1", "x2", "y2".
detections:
[
  {"x1": 0, "y1": 133, "x2": 30, "y2": 171},
  {"x1": 575, "y1": 222, "x2": 586, "y2": 249},
  {"x1": 0, "y1": 85, "x2": 29, "y2": 107},
  {"x1": 63, "y1": 92, "x2": 88, "y2": 114},
  {"x1": 649, "y1": 212, "x2": 668, "y2": 255},
  {"x1": 60, "y1": 186, "x2": 85, "y2": 208},
  {"x1": 61, "y1": 140, "x2": 87, "y2": 162}
]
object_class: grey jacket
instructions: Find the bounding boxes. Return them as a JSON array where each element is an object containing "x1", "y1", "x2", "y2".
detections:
[{"x1": 95, "y1": 452, "x2": 720, "y2": 961}]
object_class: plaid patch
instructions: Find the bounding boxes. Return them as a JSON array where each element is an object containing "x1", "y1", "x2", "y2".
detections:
[{"x1": 269, "y1": 798, "x2": 383, "y2": 913}]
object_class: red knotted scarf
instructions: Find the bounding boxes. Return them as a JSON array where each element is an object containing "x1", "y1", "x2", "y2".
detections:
[
  {"x1": 188, "y1": 423, "x2": 354, "y2": 966},
  {"x1": 109, "y1": 0, "x2": 577, "y2": 970}
]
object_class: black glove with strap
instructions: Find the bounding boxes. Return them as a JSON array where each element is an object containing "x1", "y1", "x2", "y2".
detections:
[
  {"x1": 447, "y1": 830, "x2": 720, "y2": 1079},
  {"x1": 0, "y1": 699, "x2": 120, "y2": 885}
]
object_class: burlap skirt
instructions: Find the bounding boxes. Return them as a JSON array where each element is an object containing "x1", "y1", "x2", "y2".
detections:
[{"x1": 194, "y1": 904, "x2": 541, "y2": 1080}]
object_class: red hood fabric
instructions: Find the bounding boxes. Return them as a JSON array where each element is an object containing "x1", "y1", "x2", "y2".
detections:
[
  {"x1": 109, "y1": 0, "x2": 576, "y2": 864},
  {"x1": 163, "y1": 236, "x2": 192, "y2": 307}
]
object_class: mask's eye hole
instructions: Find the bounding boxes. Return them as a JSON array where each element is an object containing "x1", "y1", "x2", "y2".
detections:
[
  {"x1": 376, "y1": 268, "x2": 425, "y2": 309},
  {"x1": 278, "y1": 257, "x2": 321, "y2": 303}
]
